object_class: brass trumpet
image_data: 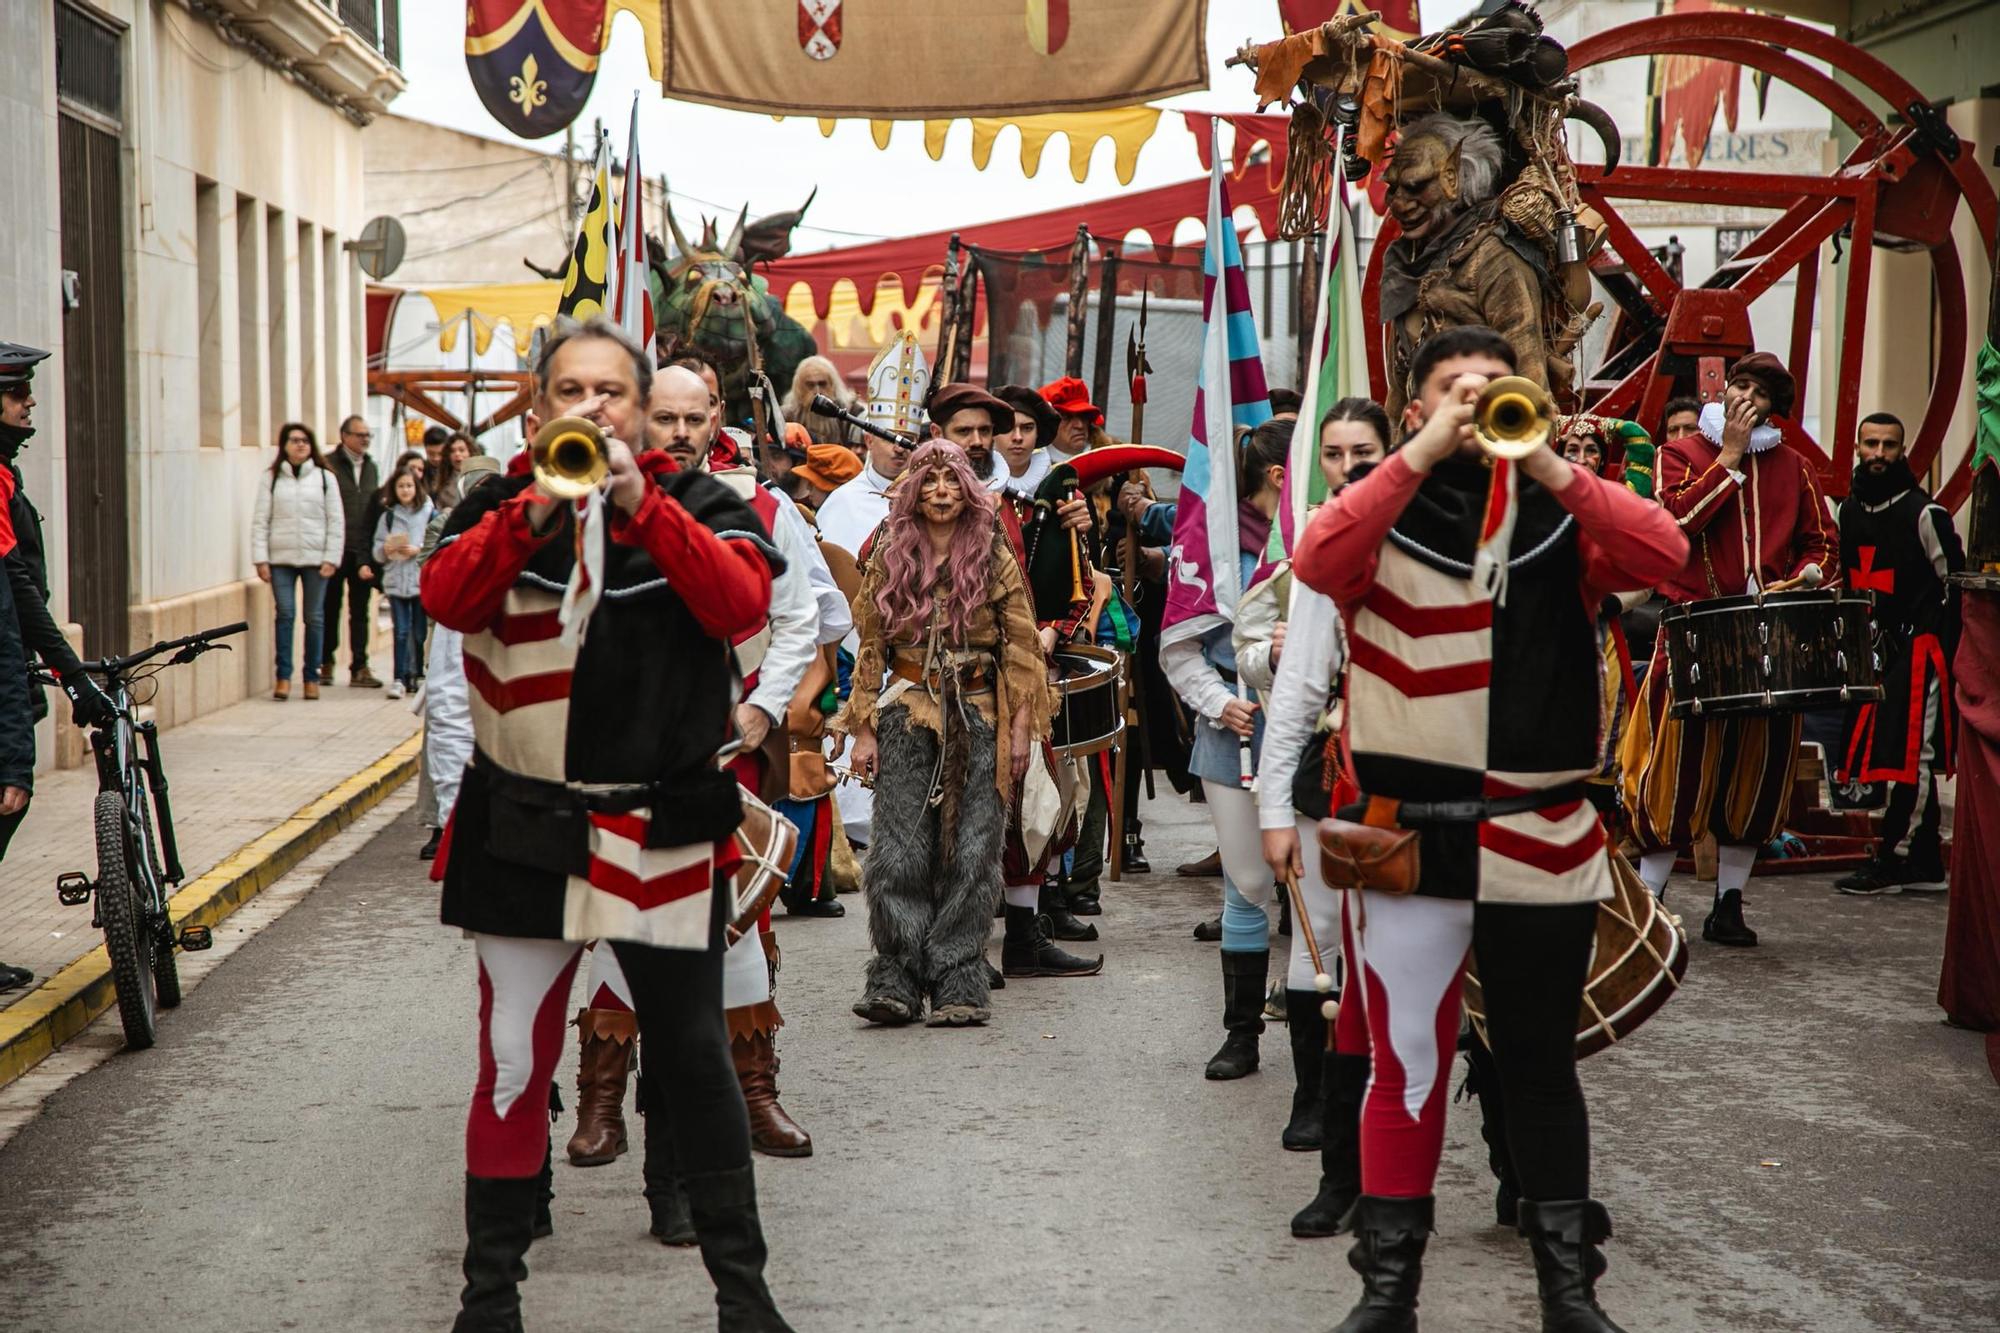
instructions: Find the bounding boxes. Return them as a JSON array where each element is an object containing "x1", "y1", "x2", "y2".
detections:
[
  {"x1": 529, "y1": 415, "x2": 610, "y2": 500},
  {"x1": 1474, "y1": 376, "x2": 1555, "y2": 461}
]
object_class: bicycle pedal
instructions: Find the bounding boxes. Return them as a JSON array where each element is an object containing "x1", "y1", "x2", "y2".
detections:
[
  {"x1": 55, "y1": 871, "x2": 93, "y2": 906},
  {"x1": 177, "y1": 925, "x2": 214, "y2": 952}
]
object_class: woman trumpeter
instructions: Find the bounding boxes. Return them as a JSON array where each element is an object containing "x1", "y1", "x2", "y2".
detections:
[{"x1": 839, "y1": 440, "x2": 1051, "y2": 1027}]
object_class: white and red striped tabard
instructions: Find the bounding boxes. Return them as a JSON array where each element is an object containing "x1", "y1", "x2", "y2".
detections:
[
  {"x1": 1346, "y1": 541, "x2": 1609, "y2": 905},
  {"x1": 460, "y1": 586, "x2": 722, "y2": 949},
  {"x1": 1296, "y1": 452, "x2": 1693, "y2": 908},
  {"x1": 427, "y1": 453, "x2": 780, "y2": 950}
]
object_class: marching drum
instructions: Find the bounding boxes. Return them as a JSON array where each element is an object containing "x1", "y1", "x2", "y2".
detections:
[
  {"x1": 1661, "y1": 588, "x2": 1880, "y2": 718},
  {"x1": 1048, "y1": 644, "x2": 1124, "y2": 759},
  {"x1": 1465, "y1": 851, "x2": 1689, "y2": 1058},
  {"x1": 726, "y1": 789, "x2": 799, "y2": 945}
]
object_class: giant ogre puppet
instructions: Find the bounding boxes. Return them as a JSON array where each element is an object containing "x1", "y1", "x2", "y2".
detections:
[{"x1": 1378, "y1": 112, "x2": 1580, "y2": 425}]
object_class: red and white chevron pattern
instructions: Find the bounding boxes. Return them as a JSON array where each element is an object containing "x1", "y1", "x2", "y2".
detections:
[
  {"x1": 563, "y1": 812, "x2": 728, "y2": 951},
  {"x1": 1476, "y1": 770, "x2": 1611, "y2": 905},
  {"x1": 462, "y1": 588, "x2": 575, "y2": 784},
  {"x1": 1346, "y1": 548, "x2": 1493, "y2": 771}
]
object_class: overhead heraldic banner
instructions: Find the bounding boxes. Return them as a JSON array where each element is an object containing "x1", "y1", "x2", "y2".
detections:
[{"x1": 661, "y1": 0, "x2": 1209, "y2": 118}]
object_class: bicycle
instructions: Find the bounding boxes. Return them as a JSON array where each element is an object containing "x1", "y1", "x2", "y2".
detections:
[{"x1": 37, "y1": 622, "x2": 245, "y2": 1049}]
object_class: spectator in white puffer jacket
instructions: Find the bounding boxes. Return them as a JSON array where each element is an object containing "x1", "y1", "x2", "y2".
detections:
[{"x1": 251, "y1": 422, "x2": 344, "y2": 700}]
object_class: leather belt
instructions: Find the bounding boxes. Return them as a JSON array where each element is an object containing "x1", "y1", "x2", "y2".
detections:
[
  {"x1": 1367, "y1": 782, "x2": 1589, "y2": 828},
  {"x1": 888, "y1": 658, "x2": 992, "y2": 691}
]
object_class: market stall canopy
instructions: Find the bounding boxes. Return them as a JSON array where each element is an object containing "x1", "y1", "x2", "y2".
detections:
[
  {"x1": 799, "y1": 108, "x2": 1291, "y2": 188},
  {"x1": 763, "y1": 170, "x2": 1282, "y2": 322},
  {"x1": 659, "y1": 0, "x2": 1207, "y2": 118},
  {"x1": 367, "y1": 282, "x2": 563, "y2": 363}
]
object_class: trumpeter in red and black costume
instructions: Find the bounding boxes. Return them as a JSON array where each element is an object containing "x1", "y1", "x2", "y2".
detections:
[
  {"x1": 422, "y1": 318, "x2": 794, "y2": 1333},
  {"x1": 1833, "y1": 411, "x2": 1963, "y2": 894},
  {"x1": 1292, "y1": 327, "x2": 1686, "y2": 1333}
]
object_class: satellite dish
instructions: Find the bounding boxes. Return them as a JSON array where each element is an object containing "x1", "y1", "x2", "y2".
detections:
[{"x1": 352, "y1": 215, "x2": 406, "y2": 281}]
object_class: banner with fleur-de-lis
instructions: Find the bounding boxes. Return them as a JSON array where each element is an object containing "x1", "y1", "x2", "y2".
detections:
[{"x1": 466, "y1": 0, "x2": 606, "y2": 138}]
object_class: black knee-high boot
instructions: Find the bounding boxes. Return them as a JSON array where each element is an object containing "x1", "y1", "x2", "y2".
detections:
[
  {"x1": 1462, "y1": 1036, "x2": 1521, "y2": 1226},
  {"x1": 683, "y1": 1163, "x2": 796, "y2": 1332},
  {"x1": 454, "y1": 1174, "x2": 539, "y2": 1333},
  {"x1": 1292, "y1": 1051, "x2": 1368, "y2": 1237},
  {"x1": 1282, "y1": 988, "x2": 1327, "y2": 1149},
  {"x1": 1519, "y1": 1200, "x2": 1627, "y2": 1333},
  {"x1": 1205, "y1": 949, "x2": 1267, "y2": 1079},
  {"x1": 1331, "y1": 1195, "x2": 1432, "y2": 1333}
]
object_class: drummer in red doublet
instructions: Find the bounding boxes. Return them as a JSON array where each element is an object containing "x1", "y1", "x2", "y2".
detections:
[{"x1": 1623, "y1": 351, "x2": 1833, "y2": 947}]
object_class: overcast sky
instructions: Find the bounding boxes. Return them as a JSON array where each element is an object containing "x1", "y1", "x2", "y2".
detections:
[{"x1": 390, "y1": 0, "x2": 1286, "y2": 252}]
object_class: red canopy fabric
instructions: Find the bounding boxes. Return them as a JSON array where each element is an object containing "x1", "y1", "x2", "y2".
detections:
[{"x1": 764, "y1": 171, "x2": 1283, "y2": 320}]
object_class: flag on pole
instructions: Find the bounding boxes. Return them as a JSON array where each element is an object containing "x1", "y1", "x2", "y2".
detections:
[
  {"x1": 557, "y1": 137, "x2": 617, "y2": 322},
  {"x1": 1272, "y1": 163, "x2": 1371, "y2": 561},
  {"x1": 611, "y1": 95, "x2": 655, "y2": 349},
  {"x1": 1161, "y1": 123, "x2": 1274, "y2": 648}
]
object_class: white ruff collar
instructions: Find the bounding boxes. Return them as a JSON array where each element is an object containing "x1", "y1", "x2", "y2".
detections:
[{"x1": 1698, "y1": 401, "x2": 1782, "y2": 455}]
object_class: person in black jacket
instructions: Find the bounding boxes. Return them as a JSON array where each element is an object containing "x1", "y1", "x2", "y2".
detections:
[
  {"x1": 0, "y1": 342, "x2": 114, "y2": 990},
  {"x1": 320, "y1": 414, "x2": 384, "y2": 688}
]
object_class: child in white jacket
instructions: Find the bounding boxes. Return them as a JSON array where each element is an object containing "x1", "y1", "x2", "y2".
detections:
[{"x1": 371, "y1": 470, "x2": 434, "y2": 699}]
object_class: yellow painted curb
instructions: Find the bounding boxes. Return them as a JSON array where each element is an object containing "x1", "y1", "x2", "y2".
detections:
[{"x1": 0, "y1": 733, "x2": 422, "y2": 1089}]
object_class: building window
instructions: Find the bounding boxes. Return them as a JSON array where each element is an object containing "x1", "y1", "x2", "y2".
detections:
[
  {"x1": 267, "y1": 206, "x2": 288, "y2": 424},
  {"x1": 323, "y1": 230, "x2": 341, "y2": 425},
  {"x1": 298, "y1": 220, "x2": 318, "y2": 430},
  {"x1": 196, "y1": 178, "x2": 222, "y2": 448},
  {"x1": 55, "y1": 2, "x2": 123, "y2": 125},
  {"x1": 337, "y1": 0, "x2": 400, "y2": 65},
  {"x1": 237, "y1": 195, "x2": 263, "y2": 448}
]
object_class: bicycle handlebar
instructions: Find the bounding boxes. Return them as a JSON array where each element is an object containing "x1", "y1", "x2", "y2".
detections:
[{"x1": 81, "y1": 621, "x2": 248, "y2": 676}]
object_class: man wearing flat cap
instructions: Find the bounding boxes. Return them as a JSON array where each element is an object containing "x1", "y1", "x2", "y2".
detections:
[{"x1": 1623, "y1": 351, "x2": 1834, "y2": 947}]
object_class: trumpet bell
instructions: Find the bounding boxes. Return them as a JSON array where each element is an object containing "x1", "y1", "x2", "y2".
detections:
[
  {"x1": 530, "y1": 415, "x2": 609, "y2": 500},
  {"x1": 1474, "y1": 376, "x2": 1554, "y2": 461}
]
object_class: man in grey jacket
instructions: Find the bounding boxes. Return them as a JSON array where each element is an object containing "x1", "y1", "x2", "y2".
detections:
[{"x1": 320, "y1": 414, "x2": 383, "y2": 687}]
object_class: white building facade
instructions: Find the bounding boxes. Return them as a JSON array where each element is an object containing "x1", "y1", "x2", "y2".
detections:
[{"x1": 0, "y1": 0, "x2": 403, "y2": 763}]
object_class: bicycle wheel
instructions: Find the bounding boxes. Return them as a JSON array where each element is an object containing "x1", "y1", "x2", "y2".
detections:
[
  {"x1": 135, "y1": 792, "x2": 181, "y2": 1009},
  {"x1": 93, "y1": 791, "x2": 158, "y2": 1050}
]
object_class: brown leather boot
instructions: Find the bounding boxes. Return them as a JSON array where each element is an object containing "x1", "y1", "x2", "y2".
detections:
[
  {"x1": 272, "y1": 679, "x2": 290, "y2": 701},
  {"x1": 302, "y1": 681, "x2": 319, "y2": 700},
  {"x1": 564, "y1": 1007, "x2": 636, "y2": 1167},
  {"x1": 731, "y1": 1027, "x2": 812, "y2": 1158}
]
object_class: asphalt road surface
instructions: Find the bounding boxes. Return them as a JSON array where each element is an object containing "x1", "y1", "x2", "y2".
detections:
[{"x1": 1, "y1": 795, "x2": 1994, "y2": 1332}]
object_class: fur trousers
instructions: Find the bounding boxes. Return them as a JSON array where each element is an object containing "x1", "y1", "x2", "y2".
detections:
[{"x1": 860, "y1": 708, "x2": 1004, "y2": 1013}]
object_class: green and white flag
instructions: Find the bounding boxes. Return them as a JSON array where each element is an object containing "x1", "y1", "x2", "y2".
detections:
[{"x1": 1272, "y1": 164, "x2": 1371, "y2": 563}]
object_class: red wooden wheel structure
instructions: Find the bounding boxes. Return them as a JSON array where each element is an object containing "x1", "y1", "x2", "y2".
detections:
[{"x1": 1361, "y1": 12, "x2": 1997, "y2": 507}]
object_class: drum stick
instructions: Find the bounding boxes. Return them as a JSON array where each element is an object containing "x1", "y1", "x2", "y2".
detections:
[
  {"x1": 1282, "y1": 870, "x2": 1340, "y2": 1033},
  {"x1": 1235, "y1": 677, "x2": 1255, "y2": 790}
]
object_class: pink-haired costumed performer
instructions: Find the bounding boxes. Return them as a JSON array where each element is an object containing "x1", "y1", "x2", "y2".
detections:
[{"x1": 837, "y1": 441, "x2": 1051, "y2": 1027}]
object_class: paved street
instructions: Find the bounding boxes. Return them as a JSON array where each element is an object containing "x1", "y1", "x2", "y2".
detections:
[
  {"x1": 0, "y1": 676, "x2": 417, "y2": 1010},
  {"x1": 0, "y1": 794, "x2": 1993, "y2": 1332}
]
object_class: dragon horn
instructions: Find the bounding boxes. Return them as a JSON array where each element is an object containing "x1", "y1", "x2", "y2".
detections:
[
  {"x1": 722, "y1": 203, "x2": 749, "y2": 258},
  {"x1": 664, "y1": 200, "x2": 694, "y2": 258}
]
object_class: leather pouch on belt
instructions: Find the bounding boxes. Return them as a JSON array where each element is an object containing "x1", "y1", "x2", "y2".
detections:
[{"x1": 1317, "y1": 796, "x2": 1420, "y2": 894}]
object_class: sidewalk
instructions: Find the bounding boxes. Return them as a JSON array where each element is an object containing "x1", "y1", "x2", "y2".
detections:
[{"x1": 0, "y1": 684, "x2": 420, "y2": 1022}]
